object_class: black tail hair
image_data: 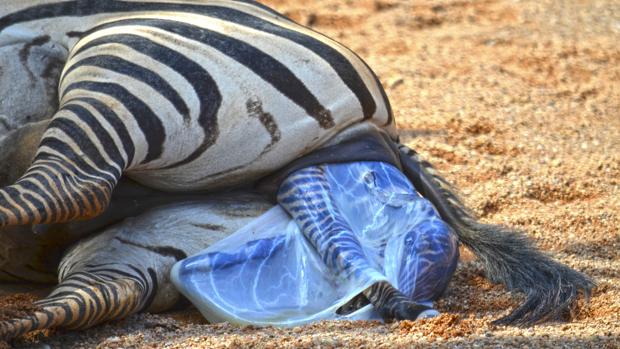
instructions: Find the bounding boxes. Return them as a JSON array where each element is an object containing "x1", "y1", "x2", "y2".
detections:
[{"x1": 397, "y1": 143, "x2": 595, "y2": 325}]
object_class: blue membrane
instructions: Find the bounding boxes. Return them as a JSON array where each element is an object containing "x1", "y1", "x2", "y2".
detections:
[{"x1": 171, "y1": 161, "x2": 459, "y2": 326}]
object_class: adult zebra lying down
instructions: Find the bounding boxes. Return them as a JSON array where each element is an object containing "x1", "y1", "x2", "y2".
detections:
[
  {"x1": 0, "y1": 122, "x2": 459, "y2": 340},
  {"x1": 0, "y1": 0, "x2": 593, "y2": 331}
]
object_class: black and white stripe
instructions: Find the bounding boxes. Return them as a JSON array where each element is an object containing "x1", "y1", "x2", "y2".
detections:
[
  {"x1": 0, "y1": 267, "x2": 153, "y2": 339},
  {"x1": 277, "y1": 165, "x2": 434, "y2": 321},
  {"x1": 0, "y1": 0, "x2": 594, "y2": 332},
  {"x1": 0, "y1": 0, "x2": 394, "y2": 227}
]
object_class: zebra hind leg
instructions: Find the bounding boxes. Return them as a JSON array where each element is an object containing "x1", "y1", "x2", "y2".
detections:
[
  {"x1": 0, "y1": 271, "x2": 149, "y2": 341},
  {"x1": 0, "y1": 223, "x2": 166, "y2": 341},
  {"x1": 277, "y1": 164, "x2": 436, "y2": 321},
  {"x1": 0, "y1": 105, "x2": 129, "y2": 228}
]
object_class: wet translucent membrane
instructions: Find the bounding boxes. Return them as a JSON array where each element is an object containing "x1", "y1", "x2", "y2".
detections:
[{"x1": 171, "y1": 162, "x2": 459, "y2": 326}]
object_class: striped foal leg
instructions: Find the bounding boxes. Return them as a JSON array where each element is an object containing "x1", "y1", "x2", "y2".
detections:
[
  {"x1": 277, "y1": 164, "x2": 436, "y2": 321},
  {"x1": 336, "y1": 217, "x2": 459, "y2": 317}
]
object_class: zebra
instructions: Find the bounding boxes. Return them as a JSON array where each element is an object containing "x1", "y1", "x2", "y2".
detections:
[
  {"x1": 0, "y1": 122, "x2": 451, "y2": 339},
  {"x1": 0, "y1": 119, "x2": 280, "y2": 339},
  {"x1": 0, "y1": 120, "x2": 240, "y2": 284},
  {"x1": 0, "y1": 0, "x2": 593, "y2": 339}
]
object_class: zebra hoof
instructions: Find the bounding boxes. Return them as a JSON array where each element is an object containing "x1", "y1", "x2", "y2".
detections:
[
  {"x1": 379, "y1": 300, "x2": 434, "y2": 322},
  {"x1": 416, "y1": 309, "x2": 440, "y2": 319}
]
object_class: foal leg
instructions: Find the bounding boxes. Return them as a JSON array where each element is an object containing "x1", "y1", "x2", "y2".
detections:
[{"x1": 277, "y1": 162, "x2": 440, "y2": 321}]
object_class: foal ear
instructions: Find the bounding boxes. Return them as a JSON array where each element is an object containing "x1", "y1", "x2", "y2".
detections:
[{"x1": 0, "y1": 120, "x2": 49, "y2": 186}]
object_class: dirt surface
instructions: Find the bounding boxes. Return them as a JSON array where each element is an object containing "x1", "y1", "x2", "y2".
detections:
[
  {"x1": 0, "y1": 293, "x2": 46, "y2": 349},
  {"x1": 0, "y1": 294, "x2": 41, "y2": 322},
  {"x1": 2, "y1": 0, "x2": 620, "y2": 347}
]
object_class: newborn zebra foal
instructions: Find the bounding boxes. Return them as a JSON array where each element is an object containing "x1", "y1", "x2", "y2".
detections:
[
  {"x1": 276, "y1": 162, "x2": 459, "y2": 321},
  {"x1": 173, "y1": 161, "x2": 460, "y2": 324},
  {"x1": 0, "y1": 0, "x2": 594, "y2": 340}
]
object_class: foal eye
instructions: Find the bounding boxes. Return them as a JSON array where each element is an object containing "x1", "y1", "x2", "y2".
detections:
[{"x1": 363, "y1": 171, "x2": 377, "y2": 186}]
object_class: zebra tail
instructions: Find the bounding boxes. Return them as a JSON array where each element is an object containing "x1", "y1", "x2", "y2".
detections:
[
  {"x1": 0, "y1": 274, "x2": 147, "y2": 341},
  {"x1": 397, "y1": 143, "x2": 595, "y2": 325}
]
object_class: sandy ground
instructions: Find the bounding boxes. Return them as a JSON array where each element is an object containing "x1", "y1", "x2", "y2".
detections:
[{"x1": 2, "y1": 0, "x2": 619, "y2": 347}]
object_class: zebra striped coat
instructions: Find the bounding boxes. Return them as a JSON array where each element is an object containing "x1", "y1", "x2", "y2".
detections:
[
  {"x1": 0, "y1": 0, "x2": 395, "y2": 226},
  {"x1": 0, "y1": 0, "x2": 594, "y2": 340}
]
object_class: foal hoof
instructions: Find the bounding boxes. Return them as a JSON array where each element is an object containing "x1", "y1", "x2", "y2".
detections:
[
  {"x1": 380, "y1": 299, "x2": 437, "y2": 322},
  {"x1": 417, "y1": 308, "x2": 440, "y2": 319}
]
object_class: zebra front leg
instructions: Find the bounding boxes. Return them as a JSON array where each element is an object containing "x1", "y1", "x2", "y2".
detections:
[
  {"x1": 337, "y1": 215, "x2": 459, "y2": 317},
  {"x1": 277, "y1": 164, "x2": 442, "y2": 321}
]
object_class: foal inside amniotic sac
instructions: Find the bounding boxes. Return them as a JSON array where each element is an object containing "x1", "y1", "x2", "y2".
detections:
[{"x1": 172, "y1": 160, "x2": 459, "y2": 324}]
